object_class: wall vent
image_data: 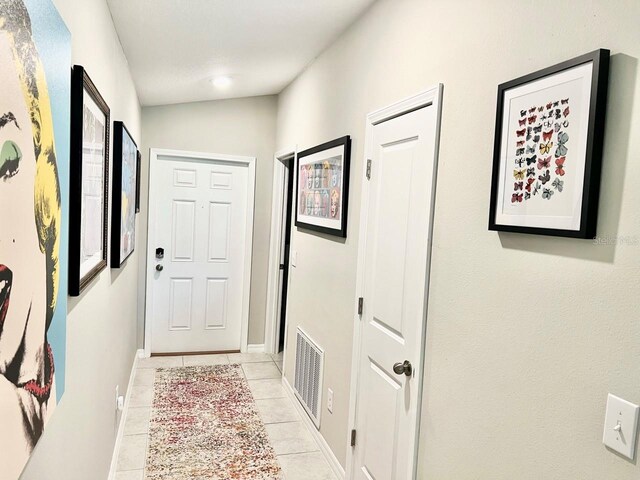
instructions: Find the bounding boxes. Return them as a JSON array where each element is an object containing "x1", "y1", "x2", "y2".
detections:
[{"x1": 294, "y1": 327, "x2": 324, "y2": 428}]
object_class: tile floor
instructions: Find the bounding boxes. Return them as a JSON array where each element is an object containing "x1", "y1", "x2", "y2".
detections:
[{"x1": 114, "y1": 352, "x2": 336, "y2": 480}]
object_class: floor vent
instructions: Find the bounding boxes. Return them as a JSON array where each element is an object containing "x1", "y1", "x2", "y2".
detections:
[{"x1": 294, "y1": 327, "x2": 324, "y2": 428}]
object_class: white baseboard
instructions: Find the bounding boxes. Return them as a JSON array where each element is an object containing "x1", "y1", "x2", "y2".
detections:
[
  {"x1": 108, "y1": 348, "x2": 143, "y2": 480},
  {"x1": 282, "y1": 376, "x2": 346, "y2": 479},
  {"x1": 247, "y1": 343, "x2": 265, "y2": 353}
]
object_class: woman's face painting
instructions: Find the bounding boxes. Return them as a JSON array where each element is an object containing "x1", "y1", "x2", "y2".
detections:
[{"x1": 0, "y1": 33, "x2": 47, "y2": 370}]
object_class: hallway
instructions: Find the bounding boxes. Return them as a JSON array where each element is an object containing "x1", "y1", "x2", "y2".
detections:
[{"x1": 114, "y1": 353, "x2": 336, "y2": 480}]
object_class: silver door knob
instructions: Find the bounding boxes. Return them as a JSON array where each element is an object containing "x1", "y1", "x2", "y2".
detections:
[
  {"x1": 393, "y1": 360, "x2": 412, "y2": 376},
  {"x1": 155, "y1": 264, "x2": 163, "y2": 272}
]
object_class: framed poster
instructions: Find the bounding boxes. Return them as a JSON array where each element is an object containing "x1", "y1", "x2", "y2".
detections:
[
  {"x1": 489, "y1": 49, "x2": 609, "y2": 238},
  {"x1": 69, "y1": 65, "x2": 110, "y2": 295},
  {"x1": 295, "y1": 136, "x2": 351, "y2": 237},
  {"x1": 111, "y1": 121, "x2": 137, "y2": 267},
  {"x1": 0, "y1": 0, "x2": 71, "y2": 477}
]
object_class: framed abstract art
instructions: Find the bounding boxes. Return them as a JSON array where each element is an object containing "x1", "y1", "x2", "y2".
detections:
[
  {"x1": 69, "y1": 65, "x2": 110, "y2": 295},
  {"x1": 0, "y1": 0, "x2": 71, "y2": 477},
  {"x1": 111, "y1": 121, "x2": 137, "y2": 267},
  {"x1": 295, "y1": 136, "x2": 351, "y2": 238},
  {"x1": 489, "y1": 49, "x2": 610, "y2": 238}
]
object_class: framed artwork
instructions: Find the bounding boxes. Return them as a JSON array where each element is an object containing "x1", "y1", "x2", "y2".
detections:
[
  {"x1": 0, "y1": 0, "x2": 71, "y2": 477},
  {"x1": 489, "y1": 49, "x2": 610, "y2": 238},
  {"x1": 111, "y1": 122, "x2": 137, "y2": 267},
  {"x1": 295, "y1": 136, "x2": 351, "y2": 237},
  {"x1": 69, "y1": 65, "x2": 110, "y2": 295},
  {"x1": 135, "y1": 149, "x2": 141, "y2": 213}
]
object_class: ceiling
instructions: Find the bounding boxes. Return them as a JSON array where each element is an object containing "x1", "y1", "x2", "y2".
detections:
[{"x1": 106, "y1": 0, "x2": 377, "y2": 106}]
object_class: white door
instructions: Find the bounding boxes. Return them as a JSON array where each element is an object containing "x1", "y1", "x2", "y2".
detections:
[
  {"x1": 147, "y1": 150, "x2": 255, "y2": 354},
  {"x1": 352, "y1": 89, "x2": 441, "y2": 479}
]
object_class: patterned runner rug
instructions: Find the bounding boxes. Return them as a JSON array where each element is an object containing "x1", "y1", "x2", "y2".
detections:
[{"x1": 145, "y1": 364, "x2": 283, "y2": 479}]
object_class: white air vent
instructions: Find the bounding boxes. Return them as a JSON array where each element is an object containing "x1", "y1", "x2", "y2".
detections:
[{"x1": 294, "y1": 327, "x2": 324, "y2": 428}]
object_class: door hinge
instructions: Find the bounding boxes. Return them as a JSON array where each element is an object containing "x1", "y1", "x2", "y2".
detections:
[
  {"x1": 350, "y1": 429, "x2": 357, "y2": 447},
  {"x1": 357, "y1": 297, "x2": 363, "y2": 316},
  {"x1": 366, "y1": 159, "x2": 372, "y2": 180}
]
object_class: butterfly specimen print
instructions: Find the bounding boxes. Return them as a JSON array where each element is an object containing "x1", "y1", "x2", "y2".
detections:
[
  {"x1": 554, "y1": 123, "x2": 561, "y2": 132},
  {"x1": 518, "y1": 118, "x2": 526, "y2": 127},
  {"x1": 542, "y1": 188, "x2": 554, "y2": 199},
  {"x1": 515, "y1": 158, "x2": 525, "y2": 167},
  {"x1": 538, "y1": 169, "x2": 551, "y2": 185},
  {"x1": 528, "y1": 115, "x2": 537, "y2": 124},
  {"x1": 520, "y1": 109, "x2": 527, "y2": 117},
  {"x1": 539, "y1": 141, "x2": 553, "y2": 155},
  {"x1": 537, "y1": 156, "x2": 551, "y2": 169},
  {"x1": 546, "y1": 102, "x2": 553, "y2": 110},
  {"x1": 516, "y1": 128, "x2": 526, "y2": 137},
  {"x1": 512, "y1": 192, "x2": 523, "y2": 203},
  {"x1": 555, "y1": 157, "x2": 566, "y2": 176},
  {"x1": 533, "y1": 134, "x2": 540, "y2": 143},
  {"x1": 561, "y1": 98, "x2": 569, "y2": 105},
  {"x1": 525, "y1": 192, "x2": 531, "y2": 200},
  {"x1": 542, "y1": 130, "x2": 553, "y2": 141},
  {"x1": 526, "y1": 155, "x2": 537, "y2": 166},
  {"x1": 514, "y1": 181, "x2": 524, "y2": 191},
  {"x1": 556, "y1": 131, "x2": 569, "y2": 157},
  {"x1": 525, "y1": 177, "x2": 536, "y2": 192},
  {"x1": 563, "y1": 106, "x2": 570, "y2": 117},
  {"x1": 515, "y1": 148, "x2": 525, "y2": 156},
  {"x1": 552, "y1": 178, "x2": 564, "y2": 192},
  {"x1": 562, "y1": 120, "x2": 569, "y2": 128},
  {"x1": 526, "y1": 167, "x2": 535, "y2": 177},
  {"x1": 553, "y1": 101, "x2": 559, "y2": 107},
  {"x1": 526, "y1": 145, "x2": 536, "y2": 154},
  {"x1": 533, "y1": 125, "x2": 543, "y2": 133},
  {"x1": 528, "y1": 107, "x2": 536, "y2": 114},
  {"x1": 533, "y1": 182, "x2": 541, "y2": 195},
  {"x1": 513, "y1": 169, "x2": 526, "y2": 180},
  {"x1": 517, "y1": 140, "x2": 525, "y2": 147}
]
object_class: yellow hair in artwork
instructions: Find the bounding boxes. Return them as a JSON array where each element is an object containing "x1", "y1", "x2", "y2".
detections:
[{"x1": 1, "y1": 0, "x2": 61, "y2": 329}]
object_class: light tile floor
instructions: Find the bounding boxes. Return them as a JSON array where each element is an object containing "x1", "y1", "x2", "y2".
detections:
[{"x1": 115, "y1": 353, "x2": 336, "y2": 480}]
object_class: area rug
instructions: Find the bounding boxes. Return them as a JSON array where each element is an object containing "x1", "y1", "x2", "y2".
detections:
[{"x1": 146, "y1": 364, "x2": 283, "y2": 479}]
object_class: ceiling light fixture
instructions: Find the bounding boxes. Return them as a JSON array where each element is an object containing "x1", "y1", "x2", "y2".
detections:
[{"x1": 212, "y1": 76, "x2": 232, "y2": 88}]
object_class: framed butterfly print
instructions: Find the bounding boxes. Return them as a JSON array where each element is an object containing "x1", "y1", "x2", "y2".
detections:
[
  {"x1": 296, "y1": 136, "x2": 351, "y2": 237},
  {"x1": 489, "y1": 49, "x2": 610, "y2": 238}
]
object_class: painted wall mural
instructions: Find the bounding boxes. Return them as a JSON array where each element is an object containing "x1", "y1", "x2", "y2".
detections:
[{"x1": 0, "y1": 0, "x2": 70, "y2": 477}]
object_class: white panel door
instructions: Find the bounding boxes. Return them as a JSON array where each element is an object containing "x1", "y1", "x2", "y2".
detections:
[
  {"x1": 149, "y1": 153, "x2": 252, "y2": 353},
  {"x1": 353, "y1": 103, "x2": 438, "y2": 479}
]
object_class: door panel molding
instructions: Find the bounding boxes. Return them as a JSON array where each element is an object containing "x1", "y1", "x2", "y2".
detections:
[
  {"x1": 144, "y1": 148, "x2": 256, "y2": 357},
  {"x1": 346, "y1": 85, "x2": 444, "y2": 480}
]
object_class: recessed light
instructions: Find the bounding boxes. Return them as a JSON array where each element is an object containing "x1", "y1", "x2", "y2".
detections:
[{"x1": 212, "y1": 76, "x2": 232, "y2": 88}]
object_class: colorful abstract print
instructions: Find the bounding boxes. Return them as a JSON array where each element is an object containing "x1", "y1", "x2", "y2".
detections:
[{"x1": 512, "y1": 98, "x2": 570, "y2": 203}]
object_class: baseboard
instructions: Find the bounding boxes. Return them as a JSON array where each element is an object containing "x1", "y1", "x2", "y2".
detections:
[
  {"x1": 107, "y1": 348, "x2": 143, "y2": 480},
  {"x1": 282, "y1": 377, "x2": 346, "y2": 479},
  {"x1": 247, "y1": 343, "x2": 265, "y2": 353}
]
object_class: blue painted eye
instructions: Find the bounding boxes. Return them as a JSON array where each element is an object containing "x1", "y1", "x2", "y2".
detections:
[{"x1": 0, "y1": 140, "x2": 21, "y2": 178}]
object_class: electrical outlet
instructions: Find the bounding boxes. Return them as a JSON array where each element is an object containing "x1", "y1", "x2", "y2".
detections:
[
  {"x1": 115, "y1": 385, "x2": 120, "y2": 412},
  {"x1": 327, "y1": 388, "x2": 334, "y2": 413}
]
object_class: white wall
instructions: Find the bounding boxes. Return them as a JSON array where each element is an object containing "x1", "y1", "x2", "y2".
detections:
[
  {"x1": 277, "y1": 0, "x2": 640, "y2": 477},
  {"x1": 140, "y1": 96, "x2": 278, "y2": 346},
  {"x1": 21, "y1": 0, "x2": 141, "y2": 478}
]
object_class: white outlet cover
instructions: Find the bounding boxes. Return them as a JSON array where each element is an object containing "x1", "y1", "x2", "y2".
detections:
[
  {"x1": 327, "y1": 388, "x2": 333, "y2": 413},
  {"x1": 603, "y1": 393, "x2": 639, "y2": 459}
]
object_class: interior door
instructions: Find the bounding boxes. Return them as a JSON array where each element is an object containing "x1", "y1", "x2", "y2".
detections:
[
  {"x1": 353, "y1": 104, "x2": 439, "y2": 479},
  {"x1": 149, "y1": 153, "x2": 252, "y2": 353}
]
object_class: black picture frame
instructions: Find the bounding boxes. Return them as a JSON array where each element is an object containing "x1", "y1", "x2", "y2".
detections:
[
  {"x1": 69, "y1": 65, "x2": 110, "y2": 296},
  {"x1": 295, "y1": 136, "x2": 351, "y2": 238},
  {"x1": 488, "y1": 49, "x2": 609, "y2": 238},
  {"x1": 111, "y1": 121, "x2": 138, "y2": 268},
  {"x1": 135, "y1": 150, "x2": 141, "y2": 213}
]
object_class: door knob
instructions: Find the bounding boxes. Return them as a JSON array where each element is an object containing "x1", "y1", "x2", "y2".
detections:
[
  {"x1": 155, "y1": 264, "x2": 163, "y2": 272},
  {"x1": 393, "y1": 360, "x2": 412, "y2": 377}
]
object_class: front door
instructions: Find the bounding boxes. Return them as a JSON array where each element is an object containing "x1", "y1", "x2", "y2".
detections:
[
  {"x1": 148, "y1": 151, "x2": 255, "y2": 354},
  {"x1": 353, "y1": 93, "x2": 440, "y2": 479}
]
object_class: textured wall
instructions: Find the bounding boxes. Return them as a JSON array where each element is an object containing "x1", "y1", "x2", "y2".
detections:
[
  {"x1": 21, "y1": 0, "x2": 141, "y2": 478},
  {"x1": 140, "y1": 96, "x2": 278, "y2": 346},
  {"x1": 277, "y1": 0, "x2": 640, "y2": 477}
]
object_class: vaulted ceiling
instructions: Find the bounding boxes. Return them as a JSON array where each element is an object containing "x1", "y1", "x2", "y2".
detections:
[{"x1": 106, "y1": 0, "x2": 377, "y2": 106}]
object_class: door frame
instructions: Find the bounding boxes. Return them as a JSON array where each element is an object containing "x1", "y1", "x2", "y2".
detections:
[
  {"x1": 144, "y1": 148, "x2": 257, "y2": 357},
  {"x1": 264, "y1": 146, "x2": 297, "y2": 355},
  {"x1": 345, "y1": 85, "x2": 444, "y2": 479}
]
